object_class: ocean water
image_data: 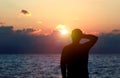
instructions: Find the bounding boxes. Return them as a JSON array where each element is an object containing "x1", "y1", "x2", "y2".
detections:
[{"x1": 0, "y1": 54, "x2": 119, "y2": 78}]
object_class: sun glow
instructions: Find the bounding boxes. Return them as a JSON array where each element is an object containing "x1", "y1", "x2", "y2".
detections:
[
  {"x1": 56, "y1": 24, "x2": 68, "y2": 35},
  {"x1": 60, "y1": 29, "x2": 68, "y2": 35}
]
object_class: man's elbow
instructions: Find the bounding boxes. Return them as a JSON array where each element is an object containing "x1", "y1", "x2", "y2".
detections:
[
  {"x1": 91, "y1": 36, "x2": 98, "y2": 43},
  {"x1": 95, "y1": 36, "x2": 98, "y2": 41}
]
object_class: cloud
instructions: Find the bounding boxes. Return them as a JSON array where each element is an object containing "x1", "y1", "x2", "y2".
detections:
[
  {"x1": 0, "y1": 26, "x2": 13, "y2": 33},
  {"x1": 0, "y1": 22, "x2": 5, "y2": 25},
  {"x1": 0, "y1": 26, "x2": 64, "y2": 54},
  {"x1": 20, "y1": 9, "x2": 31, "y2": 16},
  {"x1": 0, "y1": 26, "x2": 119, "y2": 54},
  {"x1": 91, "y1": 30, "x2": 120, "y2": 54},
  {"x1": 112, "y1": 29, "x2": 120, "y2": 34}
]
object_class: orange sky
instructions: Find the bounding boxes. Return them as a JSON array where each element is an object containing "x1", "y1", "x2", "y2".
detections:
[{"x1": 0, "y1": 0, "x2": 120, "y2": 34}]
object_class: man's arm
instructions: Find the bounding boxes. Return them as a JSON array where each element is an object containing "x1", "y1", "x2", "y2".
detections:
[
  {"x1": 82, "y1": 34, "x2": 98, "y2": 48},
  {"x1": 60, "y1": 48, "x2": 67, "y2": 78}
]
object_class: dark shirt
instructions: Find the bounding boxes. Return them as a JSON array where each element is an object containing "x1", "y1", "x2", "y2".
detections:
[{"x1": 60, "y1": 37, "x2": 98, "y2": 78}]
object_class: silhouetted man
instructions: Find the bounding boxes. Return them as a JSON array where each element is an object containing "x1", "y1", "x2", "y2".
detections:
[{"x1": 60, "y1": 29, "x2": 98, "y2": 78}]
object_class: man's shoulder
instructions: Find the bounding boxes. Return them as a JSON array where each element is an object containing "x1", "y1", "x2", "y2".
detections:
[
  {"x1": 63, "y1": 44, "x2": 72, "y2": 49},
  {"x1": 62, "y1": 44, "x2": 72, "y2": 54}
]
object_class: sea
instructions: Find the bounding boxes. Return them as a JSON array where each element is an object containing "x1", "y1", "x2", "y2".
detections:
[{"x1": 0, "y1": 54, "x2": 119, "y2": 78}]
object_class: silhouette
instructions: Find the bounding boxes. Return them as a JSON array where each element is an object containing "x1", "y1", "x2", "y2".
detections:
[{"x1": 60, "y1": 29, "x2": 98, "y2": 78}]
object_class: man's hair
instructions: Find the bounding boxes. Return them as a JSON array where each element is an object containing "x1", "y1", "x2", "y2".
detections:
[{"x1": 71, "y1": 29, "x2": 83, "y2": 41}]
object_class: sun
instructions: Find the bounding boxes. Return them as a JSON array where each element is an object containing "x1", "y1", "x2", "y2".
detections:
[
  {"x1": 56, "y1": 24, "x2": 68, "y2": 35},
  {"x1": 60, "y1": 28, "x2": 68, "y2": 35}
]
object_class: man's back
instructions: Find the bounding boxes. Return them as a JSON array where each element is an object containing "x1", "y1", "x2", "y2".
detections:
[
  {"x1": 60, "y1": 29, "x2": 98, "y2": 78},
  {"x1": 61, "y1": 42, "x2": 92, "y2": 78}
]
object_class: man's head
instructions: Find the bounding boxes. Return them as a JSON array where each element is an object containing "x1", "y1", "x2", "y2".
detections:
[{"x1": 71, "y1": 29, "x2": 83, "y2": 43}]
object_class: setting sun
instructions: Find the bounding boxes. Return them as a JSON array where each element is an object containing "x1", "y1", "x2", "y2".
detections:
[
  {"x1": 60, "y1": 28, "x2": 68, "y2": 35},
  {"x1": 56, "y1": 24, "x2": 68, "y2": 35}
]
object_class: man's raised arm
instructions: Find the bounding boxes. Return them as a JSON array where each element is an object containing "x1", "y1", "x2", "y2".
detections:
[{"x1": 82, "y1": 34, "x2": 98, "y2": 47}]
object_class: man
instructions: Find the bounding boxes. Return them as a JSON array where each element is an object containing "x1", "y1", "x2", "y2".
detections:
[{"x1": 60, "y1": 29, "x2": 98, "y2": 78}]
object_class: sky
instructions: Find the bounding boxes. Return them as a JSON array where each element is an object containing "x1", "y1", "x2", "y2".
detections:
[{"x1": 0, "y1": 0, "x2": 120, "y2": 34}]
